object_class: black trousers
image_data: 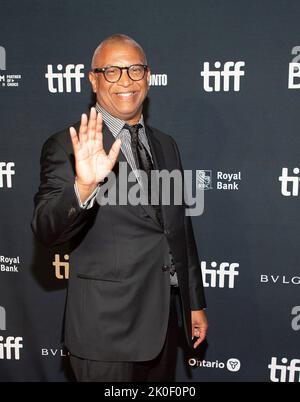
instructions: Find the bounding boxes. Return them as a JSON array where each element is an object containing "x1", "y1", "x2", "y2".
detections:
[{"x1": 69, "y1": 287, "x2": 181, "y2": 382}]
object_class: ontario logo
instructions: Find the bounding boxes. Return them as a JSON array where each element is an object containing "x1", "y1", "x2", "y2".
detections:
[{"x1": 189, "y1": 357, "x2": 241, "y2": 372}]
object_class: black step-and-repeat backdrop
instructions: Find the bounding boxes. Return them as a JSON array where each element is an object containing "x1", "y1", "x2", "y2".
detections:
[{"x1": 1, "y1": 0, "x2": 300, "y2": 382}]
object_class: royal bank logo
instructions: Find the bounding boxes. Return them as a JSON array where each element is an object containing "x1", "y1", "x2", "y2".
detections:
[
  {"x1": 149, "y1": 73, "x2": 168, "y2": 86},
  {"x1": 0, "y1": 306, "x2": 23, "y2": 360},
  {"x1": 0, "y1": 255, "x2": 20, "y2": 273},
  {"x1": 291, "y1": 306, "x2": 300, "y2": 331},
  {"x1": 45, "y1": 64, "x2": 85, "y2": 93},
  {"x1": 196, "y1": 170, "x2": 213, "y2": 190},
  {"x1": 0, "y1": 46, "x2": 22, "y2": 88},
  {"x1": 53, "y1": 254, "x2": 70, "y2": 279},
  {"x1": 197, "y1": 170, "x2": 242, "y2": 190},
  {"x1": 216, "y1": 171, "x2": 241, "y2": 190},
  {"x1": 201, "y1": 61, "x2": 245, "y2": 92},
  {"x1": 279, "y1": 167, "x2": 300, "y2": 196},
  {"x1": 269, "y1": 357, "x2": 300, "y2": 382},
  {"x1": 189, "y1": 357, "x2": 241, "y2": 373},
  {"x1": 201, "y1": 261, "x2": 240, "y2": 289}
]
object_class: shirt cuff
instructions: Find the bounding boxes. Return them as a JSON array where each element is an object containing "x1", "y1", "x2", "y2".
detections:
[{"x1": 74, "y1": 181, "x2": 100, "y2": 209}]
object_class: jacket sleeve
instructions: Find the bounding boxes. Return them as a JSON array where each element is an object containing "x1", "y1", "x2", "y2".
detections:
[
  {"x1": 31, "y1": 136, "x2": 97, "y2": 247},
  {"x1": 171, "y1": 137, "x2": 207, "y2": 310}
]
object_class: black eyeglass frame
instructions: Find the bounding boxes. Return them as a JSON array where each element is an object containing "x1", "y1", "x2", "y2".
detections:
[{"x1": 92, "y1": 64, "x2": 148, "y2": 83}]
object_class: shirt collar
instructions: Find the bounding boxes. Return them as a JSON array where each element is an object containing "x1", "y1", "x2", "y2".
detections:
[{"x1": 95, "y1": 103, "x2": 144, "y2": 138}]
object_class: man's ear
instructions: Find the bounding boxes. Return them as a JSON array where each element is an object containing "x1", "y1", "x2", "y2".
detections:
[{"x1": 89, "y1": 71, "x2": 97, "y2": 93}]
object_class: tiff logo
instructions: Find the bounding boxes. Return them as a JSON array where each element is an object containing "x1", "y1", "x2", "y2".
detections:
[
  {"x1": 269, "y1": 357, "x2": 300, "y2": 382},
  {"x1": 279, "y1": 167, "x2": 300, "y2": 196},
  {"x1": 291, "y1": 306, "x2": 300, "y2": 331},
  {"x1": 53, "y1": 254, "x2": 70, "y2": 279},
  {"x1": 201, "y1": 261, "x2": 239, "y2": 288},
  {"x1": 0, "y1": 162, "x2": 15, "y2": 188},
  {"x1": 201, "y1": 61, "x2": 245, "y2": 92},
  {"x1": 0, "y1": 306, "x2": 6, "y2": 330},
  {"x1": 0, "y1": 336, "x2": 23, "y2": 360},
  {"x1": 45, "y1": 64, "x2": 84, "y2": 93},
  {"x1": 0, "y1": 46, "x2": 6, "y2": 70},
  {"x1": 0, "y1": 306, "x2": 23, "y2": 360}
]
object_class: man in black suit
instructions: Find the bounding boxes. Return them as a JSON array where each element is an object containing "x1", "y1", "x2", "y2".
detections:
[{"x1": 32, "y1": 34, "x2": 208, "y2": 382}]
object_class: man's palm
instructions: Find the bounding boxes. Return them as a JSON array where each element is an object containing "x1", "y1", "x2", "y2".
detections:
[{"x1": 69, "y1": 107, "x2": 121, "y2": 186}]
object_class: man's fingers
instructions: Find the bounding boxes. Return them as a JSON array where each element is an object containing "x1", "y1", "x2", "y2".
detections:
[
  {"x1": 192, "y1": 325, "x2": 207, "y2": 348},
  {"x1": 108, "y1": 139, "x2": 122, "y2": 166},
  {"x1": 95, "y1": 112, "x2": 103, "y2": 149},
  {"x1": 193, "y1": 336, "x2": 204, "y2": 349},
  {"x1": 192, "y1": 330, "x2": 199, "y2": 340},
  {"x1": 87, "y1": 107, "x2": 97, "y2": 139},
  {"x1": 69, "y1": 127, "x2": 80, "y2": 152},
  {"x1": 79, "y1": 113, "x2": 88, "y2": 142}
]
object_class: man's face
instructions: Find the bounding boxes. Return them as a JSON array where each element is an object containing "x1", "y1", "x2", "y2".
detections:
[{"x1": 89, "y1": 43, "x2": 150, "y2": 124}]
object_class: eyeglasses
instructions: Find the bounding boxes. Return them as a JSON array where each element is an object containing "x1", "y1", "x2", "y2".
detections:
[{"x1": 92, "y1": 64, "x2": 148, "y2": 83}]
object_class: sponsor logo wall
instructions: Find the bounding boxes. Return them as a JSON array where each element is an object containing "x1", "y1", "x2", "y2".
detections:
[
  {"x1": 0, "y1": 163, "x2": 15, "y2": 188},
  {"x1": 0, "y1": 307, "x2": 23, "y2": 361},
  {"x1": 45, "y1": 63, "x2": 168, "y2": 93},
  {"x1": 0, "y1": 0, "x2": 299, "y2": 382},
  {"x1": 0, "y1": 46, "x2": 22, "y2": 88},
  {"x1": 200, "y1": 61, "x2": 245, "y2": 92}
]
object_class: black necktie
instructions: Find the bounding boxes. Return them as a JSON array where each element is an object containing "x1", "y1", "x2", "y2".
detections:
[{"x1": 124, "y1": 123, "x2": 163, "y2": 226}]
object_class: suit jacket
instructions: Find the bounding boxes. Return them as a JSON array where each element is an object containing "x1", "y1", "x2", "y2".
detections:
[{"x1": 31, "y1": 122, "x2": 206, "y2": 361}]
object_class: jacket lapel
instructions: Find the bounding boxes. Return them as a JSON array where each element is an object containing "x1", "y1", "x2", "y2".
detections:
[{"x1": 145, "y1": 125, "x2": 168, "y2": 228}]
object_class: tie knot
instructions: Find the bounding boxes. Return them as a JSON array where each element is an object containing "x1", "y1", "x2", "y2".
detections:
[{"x1": 124, "y1": 123, "x2": 142, "y2": 145}]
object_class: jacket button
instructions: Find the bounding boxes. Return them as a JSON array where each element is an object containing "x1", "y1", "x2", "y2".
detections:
[
  {"x1": 164, "y1": 229, "x2": 170, "y2": 235},
  {"x1": 162, "y1": 265, "x2": 170, "y2": 272},
  {"x1": 68, "y1": 207, "x2": 76, "y2": 218}
]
